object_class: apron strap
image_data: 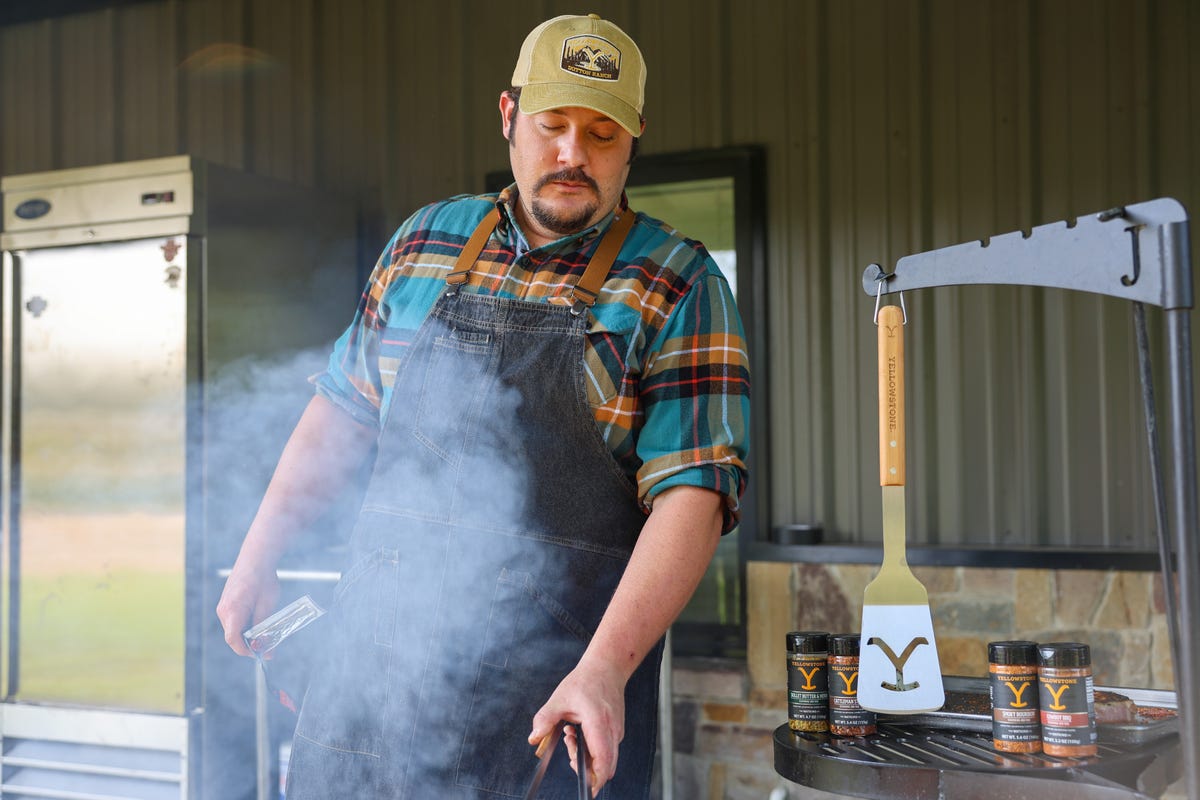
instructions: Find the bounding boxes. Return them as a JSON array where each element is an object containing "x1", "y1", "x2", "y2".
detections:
[
  {"x1": 445, "y1": 204, "x2": 636, "y2": 311},
  {"x1": 446, "y1": 207, "x2": 503, "y2": 287},
  {"x1": 570, "y1": 209, "x2": 636, "y2": 313}
]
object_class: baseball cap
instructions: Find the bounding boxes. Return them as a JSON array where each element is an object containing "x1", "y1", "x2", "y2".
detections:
[{"x1": 511, "y1": 13, "x2": 646, "y2": 138}]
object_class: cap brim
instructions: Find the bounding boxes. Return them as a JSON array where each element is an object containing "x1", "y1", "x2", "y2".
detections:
[{"x1": 519, "y1": 83, "x2": 641, "y2": 138}]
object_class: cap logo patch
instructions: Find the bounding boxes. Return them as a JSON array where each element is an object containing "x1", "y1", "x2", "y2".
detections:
[{"x1": 560, "y1": 35, "x2": 621, "y2": 81}]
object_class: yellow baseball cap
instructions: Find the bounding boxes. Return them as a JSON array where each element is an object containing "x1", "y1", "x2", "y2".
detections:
[{"x1": 511, "y1": 14, "x2": 646, "y2": 138}]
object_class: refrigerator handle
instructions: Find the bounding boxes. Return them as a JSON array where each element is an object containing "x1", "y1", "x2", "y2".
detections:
[{"x1": 1, "y1": 250, "x2": 19, "y2": 699}]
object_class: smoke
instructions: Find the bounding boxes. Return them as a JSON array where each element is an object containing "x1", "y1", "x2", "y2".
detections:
[
  {"x1": 204, "y1": 326, "x2": 574, "y2": 797},
  {"x1": 10, "y1": 314, "x2": 600, "y2": 797},
  {"x1": 201, "y1": 346, "x2": 360, "y2": 570},
  {"x1": 198, "y1": 344, "x2": 357, "y2": 800}
]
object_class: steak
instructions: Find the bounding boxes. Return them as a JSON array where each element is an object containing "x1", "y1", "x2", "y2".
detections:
[{"x1": 1093, "y1": 690, "x2": 1138, "y2": 724}]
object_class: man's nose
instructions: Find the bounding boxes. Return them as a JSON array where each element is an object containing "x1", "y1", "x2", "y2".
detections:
[{"x1": 556, "y1": 130, "x2": 588, "y2": 167}]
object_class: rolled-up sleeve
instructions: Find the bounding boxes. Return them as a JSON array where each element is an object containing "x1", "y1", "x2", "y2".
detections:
[
  {"x1": 310, "y1": 230, "x2": 407, "y2": 429},
  {"x1": 635, "y1": 265, "x2": 750, "y2": 532}
]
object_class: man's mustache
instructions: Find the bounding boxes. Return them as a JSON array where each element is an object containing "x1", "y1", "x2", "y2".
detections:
[{"x1": 535, "y1": 168, "x2": 599, "y2": 193}]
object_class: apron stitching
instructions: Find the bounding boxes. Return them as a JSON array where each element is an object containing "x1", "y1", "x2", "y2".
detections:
[{"x1": 292, "y1": 730, "x2": 381, "y2": 759}]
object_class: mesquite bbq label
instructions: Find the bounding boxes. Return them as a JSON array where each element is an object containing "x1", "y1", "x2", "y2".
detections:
[{"x1": 1038, "y1": 674, "x2": 1096, "y2": 746}]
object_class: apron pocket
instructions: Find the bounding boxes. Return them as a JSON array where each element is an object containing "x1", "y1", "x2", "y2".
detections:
[
  {"x1": 412, "y1": 329, "x2": 495, "y2": 467},
  {"x1": 293, "y1": 547, "x2": 399, "y2": 758},
  {"x1": 454, "y1": 568, "x2": 591, "y2": 795}
]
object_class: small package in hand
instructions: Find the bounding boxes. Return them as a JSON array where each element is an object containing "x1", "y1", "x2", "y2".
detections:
[{"x1": 242, "y1": 594, "x2": 326, "y2": 657}]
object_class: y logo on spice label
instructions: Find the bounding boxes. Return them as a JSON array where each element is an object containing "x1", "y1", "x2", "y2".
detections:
[
  {"x1": 798, "y1": 666, "x2": 822, "y2": 690},
  {"x1": 1005, "y1": 680, "x2": 1034, "y2": 707},
  {"x1": 1044, "y1": 683, "x2": 1071, "y2": 710}
]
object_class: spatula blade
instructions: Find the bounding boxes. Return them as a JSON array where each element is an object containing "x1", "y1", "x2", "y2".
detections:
[{"x1": 857, "y1": 603, "x2": 945, "y2": 713}]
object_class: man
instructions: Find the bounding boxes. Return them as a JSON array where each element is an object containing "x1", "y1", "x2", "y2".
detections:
[{"x1": 217, "y1": 13, "x2": 748, "y2": 798}]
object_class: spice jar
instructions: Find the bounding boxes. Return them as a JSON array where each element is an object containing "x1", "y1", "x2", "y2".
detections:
[
  {"x1": 828, "y1": 634, "x2": 876, "y2": 737},
  {"x1": 1037, "y1": 642, "x2": 1097, "y2": 757},
  {"x1": 786, "y1": 631, "x2": 829, "y2": 732},
  {"x1": 988, "y1": 641, "x2": 1041, "y2": 753}
]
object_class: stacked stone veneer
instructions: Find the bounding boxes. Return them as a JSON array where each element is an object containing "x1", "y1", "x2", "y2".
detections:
[{"x1": 662, "y1": 562, "x2": 1180, "y2": 800}]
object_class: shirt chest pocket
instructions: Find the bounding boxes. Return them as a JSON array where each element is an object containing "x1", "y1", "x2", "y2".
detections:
[{"x1": 583, "y1": 313, "x2": 642, "y2": 411}]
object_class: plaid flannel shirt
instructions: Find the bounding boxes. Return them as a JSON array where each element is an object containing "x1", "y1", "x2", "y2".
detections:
[{"x1": 315, "y1": 186, "x2": 749, "y2": 530}]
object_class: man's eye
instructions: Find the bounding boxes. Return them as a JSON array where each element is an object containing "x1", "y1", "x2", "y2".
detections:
[
  {"x1": 540, "y1": 124, "x2": 564, "y2": 132},
  {"x1": 591, "y1": 132, "x2": 616, "y2": 143}
]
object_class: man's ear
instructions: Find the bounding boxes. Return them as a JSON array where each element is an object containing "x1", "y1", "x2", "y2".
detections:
[{"x1": 499, "y1": 92, "x2": 517, "y2": 141}]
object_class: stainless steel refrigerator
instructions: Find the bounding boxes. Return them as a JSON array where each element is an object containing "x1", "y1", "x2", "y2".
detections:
[{"x1": 0, "y1": 156, "x2": 360, "y2": 799}]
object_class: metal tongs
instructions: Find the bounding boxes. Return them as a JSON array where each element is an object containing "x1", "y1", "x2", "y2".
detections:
[{"x1": 523, "y1": 722, "x2": 591, "y2": 799}]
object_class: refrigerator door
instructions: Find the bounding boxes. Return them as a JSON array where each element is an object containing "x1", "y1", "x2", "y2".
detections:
[{"x1": 9, "y1": 236, "x2": 187, "y2": 714}]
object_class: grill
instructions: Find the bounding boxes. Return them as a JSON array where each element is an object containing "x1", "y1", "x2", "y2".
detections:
[
  {"x1": 798, "y1": 198, "x2": 1199, "y2": 799},
  {"x1": 774, "y1": 722, "x2": 1181, "y2": 800}
]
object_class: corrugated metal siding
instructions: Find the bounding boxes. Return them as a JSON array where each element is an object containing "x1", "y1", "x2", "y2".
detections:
[{"x1": 0, "y1": 0, "x2": 1196, "y2": 550}]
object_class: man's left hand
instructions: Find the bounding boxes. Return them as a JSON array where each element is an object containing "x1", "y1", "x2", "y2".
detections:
[{"x1": 528, "y1": 657, "x2": 626, "y2": 794}]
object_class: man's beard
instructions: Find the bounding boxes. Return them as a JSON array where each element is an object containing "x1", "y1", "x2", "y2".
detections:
[{"x1": 530, "y1": 168, "x2": 600, "y2": 235}]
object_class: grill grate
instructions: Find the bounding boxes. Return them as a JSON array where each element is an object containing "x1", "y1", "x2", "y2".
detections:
[{"x1": 775, "y1": 722, "x2": 1181, "y2": 800}]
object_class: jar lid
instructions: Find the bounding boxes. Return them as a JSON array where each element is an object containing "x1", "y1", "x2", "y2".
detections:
[
  {"x1": 1038, "y1": 642, "x2": 1091, "y2": 668},
  {"x1": 988, "y1": 640, "x2": 1039, "y2": 666},
  {"x1": 829, "y1": 633, "x2": 860, "y2": 656},
  {"x1": 786, "y1": 631, "x2": 829, "y2": 653}
]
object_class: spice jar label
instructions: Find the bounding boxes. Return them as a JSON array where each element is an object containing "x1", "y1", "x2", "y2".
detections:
[
  {"x1": 787, "y1": 653, "x2": 829, "y2": 726},
  {"x1": 1038, "y1": 674, "x2": 1096, "y2": 747},
  {"x1": 989, "y1": 670, "x2": 1040, "y2": 743},
  {"x1": 829, "y1": 661, "x2": 876, "y2": 733}
]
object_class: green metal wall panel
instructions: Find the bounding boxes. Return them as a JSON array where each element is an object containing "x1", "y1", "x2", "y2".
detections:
[{"x1": 0, "y1": 0, "x2": 1196, "y2": 551}]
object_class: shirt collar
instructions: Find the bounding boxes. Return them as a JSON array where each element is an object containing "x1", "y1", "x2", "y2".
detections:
[{"x1": 495, "y1": 184, "x2": 629, "y2": 257}]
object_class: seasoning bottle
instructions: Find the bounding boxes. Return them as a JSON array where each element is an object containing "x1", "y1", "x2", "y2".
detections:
[
  {"x1": 1037, "y1": 642, "x2": 1097, "y2": 757},
  {"x1": 827, "y1": 634, "x2": 876, "y2": 737},
  {"x1": 786, "y1": 631, "x2": 829, "y2": 732},
  {"x1": 988, "y1": 641, "x2": 1041, "y2": 753}
]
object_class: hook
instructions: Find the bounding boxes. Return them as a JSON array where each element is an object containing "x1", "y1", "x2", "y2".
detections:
[
  {"x1": 1121, "y1": 225, "x2": 1144, "y2": 286},
  {"x1": 873, "y1": 268, "x2": 907, "y2": 325}
]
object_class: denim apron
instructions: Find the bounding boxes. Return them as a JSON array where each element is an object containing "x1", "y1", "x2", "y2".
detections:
[{"x1": 285, "y1": 208, "x2": 661, "y2": 799}]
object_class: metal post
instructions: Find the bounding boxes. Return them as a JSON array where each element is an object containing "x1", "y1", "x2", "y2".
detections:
[
  {"x1": 659, "y1": 629, "x2": 674, "y2": 800},
  {"x1": 255, "y1": 661, "x2": 271, "y2": 800},
  {"x1": 1166, "y1": 308, "x2": 1199, "y2": 800}
]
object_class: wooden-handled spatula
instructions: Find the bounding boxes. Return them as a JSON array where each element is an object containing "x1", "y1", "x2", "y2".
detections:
[{"x1": 857, "y1": 304, "x2": 945, "y2": 714}]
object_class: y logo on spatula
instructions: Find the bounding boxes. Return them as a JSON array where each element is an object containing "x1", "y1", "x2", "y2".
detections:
[{"x1": 865, "y1": 636, "x2": 930, "y2": 692}]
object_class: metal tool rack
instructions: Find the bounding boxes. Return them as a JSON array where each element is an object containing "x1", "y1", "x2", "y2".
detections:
[{"x1": 774, "y1": 197, "x2": 1196, "y2": 798}]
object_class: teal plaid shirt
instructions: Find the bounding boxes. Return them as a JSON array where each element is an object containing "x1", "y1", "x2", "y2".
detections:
[{"x1": 315, "y1": 186, "x2": 749, "y2": 529}]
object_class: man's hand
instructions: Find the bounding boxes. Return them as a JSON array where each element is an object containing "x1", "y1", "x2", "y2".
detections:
[
  {"x1": 216, "y1": 559, "x2": 281, "y2": 657},
  {"x1": 527, "y1": 485, "x2": 724, "y2": 796},
  {"x1": 528, "y1": 658, "x2": 625, "y2": 794}
]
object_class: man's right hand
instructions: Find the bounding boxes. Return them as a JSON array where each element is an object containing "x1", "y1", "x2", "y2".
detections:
[
  {"x1": 212, "y1": 395, "x2": 375, "y2": 657},
  {"x1": 216, "y1": 560, "x2": 281, "y2": 657}
]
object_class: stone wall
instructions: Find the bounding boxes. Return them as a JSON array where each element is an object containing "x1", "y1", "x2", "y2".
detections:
[
  {"x1": 659, "y1": 561, "x2": 1182, "y2": 800},
  {"x1": 760, "y1": 562, "x2": 1176, "y2": 690}
]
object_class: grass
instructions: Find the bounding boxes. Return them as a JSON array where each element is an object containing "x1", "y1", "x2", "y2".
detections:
[{"x1": 15, "y1": 570, "x2": 184, "y2": 713}]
